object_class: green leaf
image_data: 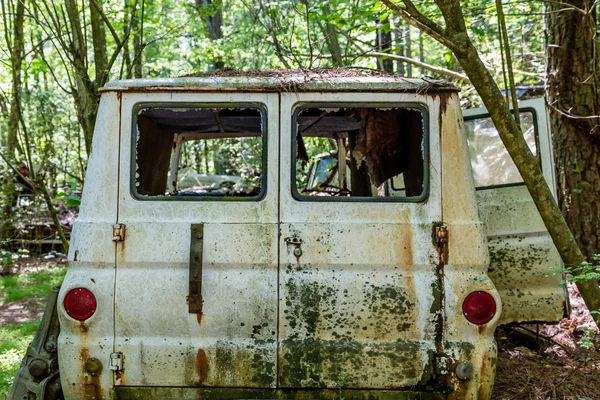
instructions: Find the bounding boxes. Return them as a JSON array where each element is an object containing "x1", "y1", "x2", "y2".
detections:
[
  {"x1": 66, "y1": 198, "x2": 81, "y2": 207},
  {"x1": 443, "y1": 50, "x2": 453, "y2": 64},
  {"x1": 54, "y1": 192, "x2": 69, "y2": 201}
]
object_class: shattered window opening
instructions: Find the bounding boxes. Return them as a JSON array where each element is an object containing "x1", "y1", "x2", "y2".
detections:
[
  {"x1": 292, "y1": 104, "x2": 428, "y2": 202},
  {"x1": 132, "y1": 104, "x2": 266, "y2": 200},
  {"x1": 465, "y1": 110, "x2": 538, "y2": 189}
]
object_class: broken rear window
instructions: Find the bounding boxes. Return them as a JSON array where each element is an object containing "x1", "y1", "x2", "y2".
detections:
[
  {"x1": 132, "y1": 105, "x2": 266, "y2": 200},
  {"x1": 293, "y1": 104, "x2": 428, "y2": 201}
]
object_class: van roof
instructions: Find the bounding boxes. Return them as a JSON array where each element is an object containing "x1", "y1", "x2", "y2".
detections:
[{"x1": 100, "y1": 68, "x2": 459, "y2": 93}]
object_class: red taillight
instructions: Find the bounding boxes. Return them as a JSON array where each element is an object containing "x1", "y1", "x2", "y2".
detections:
[
  {"x1": 462, "y1": 291, "x2": 496, "y2": 325},
  {"x1": 64, "y1": 288, "x2": 97, "y2": 321}
]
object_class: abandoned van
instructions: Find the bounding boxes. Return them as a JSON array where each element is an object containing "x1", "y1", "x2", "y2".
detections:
[{"x1": 10, "y1": 71, "x2": 567, "y2": 400}]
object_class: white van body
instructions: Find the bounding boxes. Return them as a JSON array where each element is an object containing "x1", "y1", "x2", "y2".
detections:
[{"x1": 46, "y1": 73, "x2": 565, "y2": 400}]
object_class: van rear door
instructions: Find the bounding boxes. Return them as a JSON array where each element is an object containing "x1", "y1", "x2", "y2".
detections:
[
  {"x1": 278, "y1": 93, "x2": 444, "y2": 388},
  {"x1": 463, "y1": 98, "x2": 568, "y2": 324},
  {"x1": 114, "y1": 92, "x2": 280, "y2": 388}
]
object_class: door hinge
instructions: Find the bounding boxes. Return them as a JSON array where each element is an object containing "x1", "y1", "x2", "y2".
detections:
[
  {"x1": 434, "y1": 354, "x2": 450, "y2": 375},
  {"x1": 434, "y1": 224, "x2": 448, "y2": 264},
  {"x1": 112, "y1": 224, "x2": 126, "y2": 242},
  {"x1": 109, "y1": 352, "x2": 123, "y2": 371}
]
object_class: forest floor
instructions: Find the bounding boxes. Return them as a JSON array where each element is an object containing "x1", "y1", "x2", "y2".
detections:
[{"x1": 0, "y1": 258, "x2": 599, "y2": 399}]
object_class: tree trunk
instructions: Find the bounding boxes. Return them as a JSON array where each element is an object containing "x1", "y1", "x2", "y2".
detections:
[
  {"x1": 90, "y1": 0, "x2": 108, "y2": 85},
  {"x1": 394, "y1": 16, "x2": 405, "y2": 75},
  {"x1": 132, "y1": 0, "x2": 143, "y2": 78},
  {"x1": 65, "y1": 0, "x2": 97, "y2": 155},
  {"x1": 196, "y1": 0, "x2": 224, "y2": 71},
  {"x1": 1, "y1": 0, "x2": 25, "y2": 241},
  {"x1": 404, "y1": 23, "x2": 412, "y2": 77},
  {"x1": 317, "y1": 5, "x2": 343, "y2": 67},
  {"x1": 546, "y1": 2, "x2": 600, "y2": 262},
  {"x1": 375, "y1": 16, "x2": 393, "y2": 73}
]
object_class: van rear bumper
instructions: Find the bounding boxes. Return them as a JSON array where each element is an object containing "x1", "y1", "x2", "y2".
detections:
[{"x1": 114, "y1": 387, "x2": 447, "y2": 400}]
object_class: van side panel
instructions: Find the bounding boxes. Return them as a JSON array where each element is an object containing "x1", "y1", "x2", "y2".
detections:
[
  {"x1": 463, "y1": 98, "x2": 567, "y2": 324},
  {"x1": 440, "y1": 95, "x2": 500, "y2": 400},
  {"x1": 58, "y1": 92, "x2": 120, "y2": 400}
]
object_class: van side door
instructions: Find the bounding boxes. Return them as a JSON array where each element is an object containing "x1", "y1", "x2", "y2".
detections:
[{"x1": 463, "y1": 98, "x2": 568, "y2": 324}]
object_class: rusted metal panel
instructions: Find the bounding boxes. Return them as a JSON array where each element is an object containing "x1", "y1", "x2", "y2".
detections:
[
  {"x1": 58, "y1": 92, "x2": 121, "y2": 400},
  {"x1": 189, "y1": 224, "x2": 204, "y2": 314},
  {"x1": 478, "y1": 186, "x2": 565, "y2": 324},
  {"x1": 439, "y1": 94, "x2": 502, "y2": 399},
  {"x1": 464, "y1": 98, "x2": 567, "y2": 324},
  {"x1": 278, "y1": 92, "x2": 444, "y2": 390},
  {"x1": 100, "y1": 74, "x2": 459, "y2": 94},
  {"x1": 115, "y1": 387, "x2": 447, "y2": 399},
  {"x1": 113, "y1": 92, "x2": 280, "y2": 389}
]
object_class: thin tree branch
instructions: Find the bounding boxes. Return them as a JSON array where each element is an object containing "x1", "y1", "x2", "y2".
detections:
[{"x1": 380, "y1": 0, "x2": 455, "y2": 51}]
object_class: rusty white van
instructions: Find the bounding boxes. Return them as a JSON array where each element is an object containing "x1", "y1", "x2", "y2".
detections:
[{"x1": 10, "y1": 71, "x2": 567, "y2": 400}]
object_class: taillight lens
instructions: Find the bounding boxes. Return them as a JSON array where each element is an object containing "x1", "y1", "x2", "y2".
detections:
[
  {"x1": 64, "y1": 288, "x2": 97, "y2": 321},
  {"x1": 462, "y1": 291, "x2": 496, "y2": 325}
]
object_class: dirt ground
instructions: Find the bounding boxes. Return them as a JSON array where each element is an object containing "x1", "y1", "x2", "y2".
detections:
[{"x1": 493, "y1": 286, "x2": 600, "y2": 399}]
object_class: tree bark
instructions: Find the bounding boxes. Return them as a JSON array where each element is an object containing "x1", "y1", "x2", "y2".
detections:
[
  {"x1": 1, "y1": 0, "x2": 25, "y2": 241},
  {"x1": 317, "y1": 5, "x2": 343, "y2": 67},
  {"x1": 394, "y1": 15, "x2": 405, "y2": 75},
  {"x1": 65, "y1": 0, "x2": 97, "y2": 155},
  {"x1": 196, "y1": 0, "x2": 224, "y2": 71},
  {"x1": 404, "y1": 23, "x2": 412, "y2": 77},
  {"x1": 90, "y1": 0, "x2": 108, "y2": 85},
  {"x1": 131, "y1": 0, "x2": 143, "y2": 78},
  {"x1": 375, "y1": 16, "x2": 393, "y2": 73},
  {"x1": 546, "y1": 1, "x2": 600, "y2": 262}
]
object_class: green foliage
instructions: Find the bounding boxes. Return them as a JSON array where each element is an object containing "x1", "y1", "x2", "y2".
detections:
[
  {"x1": 0, "y1": 266, "x2": 67, "y2": 303},
  {"x1": 0, "y1": 320, "x2": 40, "y2": 397},
  {"x1": 552, "y1": 255, "x2": 600, "y2": 349},
  {"x1": 554, "y1": 255, "x2": 600, "y2": 287},
  {"x1": 577, "y1": 326, "x2": 595, "y2": 349}
]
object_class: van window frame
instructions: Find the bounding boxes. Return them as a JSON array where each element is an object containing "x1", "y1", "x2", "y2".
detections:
[
  {"x1": 290, "y1": 102, "x2": 430, "y2": 203},
  {"x1": 464, "y1": 106, "x2": 541, "y2": 191},
  {"x1": 130, "y1": 102, "x2": 269, "y2": 202}
]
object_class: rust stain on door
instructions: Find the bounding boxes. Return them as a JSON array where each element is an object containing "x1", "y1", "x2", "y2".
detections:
[{"x1": 195, "y1": 349, "x2": 209, "y2": 385}]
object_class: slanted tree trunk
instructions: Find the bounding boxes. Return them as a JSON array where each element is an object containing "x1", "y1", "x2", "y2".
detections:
[
  {"x1": 546, "y1": 2, "x2": 600, "y2": 262},
  {"x1": 381, "y1": 0, "x2": 600, "y2": 325}
]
